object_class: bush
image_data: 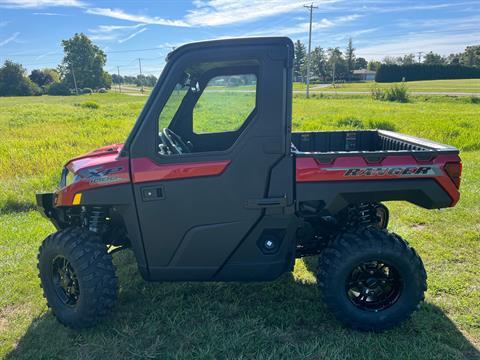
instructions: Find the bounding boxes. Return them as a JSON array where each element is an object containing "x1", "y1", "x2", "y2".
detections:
[
  {"x1": 370, "y1": 85, "x2": 385, "y2": 100},
  {"x1": 336, "y1": 117, "x2": 364, "y2": 128},
  {"x1": 470, "y1": 96, "x2": 480, "y2": 104},
  {"x1": 368, "y1": 120, "x2": 397, "y2": 131},
  {"x1": 0, "y1": 60, "x2": 42, "y2": 96},
  {"x1": 384, "y1": 84, "x2": 410, "y2": 103},
  {"x1": 47, "y1": 82, "x2": 71, "y2": 96},
  {"x1": 376, "y1": 63, "x2": 480, "y2": 82},
  {"x1": 75, "y1": 101, "x2": 99, "y2": 109}
]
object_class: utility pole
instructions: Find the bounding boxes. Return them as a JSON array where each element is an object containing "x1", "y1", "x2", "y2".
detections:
[
  {"x1": 417, "y1": 51, "x2": 424, "y2": 63},
  {"x1": 332, "y1": 59, "x2": 336, "y2": 86},
  {"x1": 138, "y1": 58, "x2": 144, "y2": 93},
  {"x1": 304, "y1": 3, "x2": 318, "y2": 98},
  {"x1": 117, "y1": 66, "x2": 121, "y2": 93},
  {"x1": 71, "y1": 66, "x2": 79, "y2": 95}
]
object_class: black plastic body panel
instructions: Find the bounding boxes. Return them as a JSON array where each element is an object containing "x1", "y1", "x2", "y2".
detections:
[
  {"x1": 297, "y1": 179, "x2": 453, "y2": 215},
  {"x1": 36, "y1": 193, "x2": 63, "y2": 229}
]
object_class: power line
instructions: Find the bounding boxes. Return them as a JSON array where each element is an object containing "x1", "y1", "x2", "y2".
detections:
[{"x1": 304, "y1": 3, "x2": 318, "y2": 99}]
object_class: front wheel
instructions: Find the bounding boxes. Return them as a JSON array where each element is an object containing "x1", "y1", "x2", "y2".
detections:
[
  {"x1": 38, "y1": 227, "x2": 118, "y2": 329},
  {"x1": 316, "y1": 228, "x2": 426, "y2": 331}
]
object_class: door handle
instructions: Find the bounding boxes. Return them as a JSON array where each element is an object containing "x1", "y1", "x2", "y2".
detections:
[{"x1": 245, "y1": 196, "x2": 287, "y2": 209}]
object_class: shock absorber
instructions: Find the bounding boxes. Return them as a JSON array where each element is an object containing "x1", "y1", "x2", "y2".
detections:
[
  {"x1": 357, "y1": 203, "x2": 373, "y2": 227},
  {"x1": 88, "y1": 207, "x2": 106, "y2": 233}
]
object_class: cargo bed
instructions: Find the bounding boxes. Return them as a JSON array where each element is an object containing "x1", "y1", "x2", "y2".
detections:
[{"x1": 292, "y1": 130, "x2": 459, "y2": 160}]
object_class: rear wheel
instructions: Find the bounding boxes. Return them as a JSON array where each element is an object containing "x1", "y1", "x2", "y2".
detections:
[
  {"x1": 38, "y1": 227, "x2": 118, "y2": 329},
  {"x1": 316, "y1": 228, "x2": 426, "y2": 331}
]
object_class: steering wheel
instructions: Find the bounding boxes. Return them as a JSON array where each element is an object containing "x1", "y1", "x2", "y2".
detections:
[{"x1": 162, "y1": 128, "x2": 191, "y2": 154}]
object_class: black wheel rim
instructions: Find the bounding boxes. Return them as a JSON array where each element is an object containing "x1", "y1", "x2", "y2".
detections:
[
  {"x1": 52, "y1": 256, "x2": 80, "y2": 306},
  {"x1": 346, "y1": 260, "x2": 402, "y2": 312}
]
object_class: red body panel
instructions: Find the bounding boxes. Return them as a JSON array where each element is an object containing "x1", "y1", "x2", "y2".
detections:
[
  {"x1": 56, "y1": 152, "x2": 130, "y2": 207},
  {"x1": 55, "y1": 143, "x2": 231, "y2": 206},
  {"x1": 131, "y1": 158, "x2": 231, "y2": 183},
  {"x1": 296, "y1": 154, "x2": 461, "y2": 206}
]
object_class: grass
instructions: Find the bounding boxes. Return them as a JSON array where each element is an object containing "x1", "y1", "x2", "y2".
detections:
[
  {"x1": 305, "y1": 79, "x2": 480, "y2": 94},
  {"x1": 1, "y1": 91, "x2": 479, "y2": 359}
]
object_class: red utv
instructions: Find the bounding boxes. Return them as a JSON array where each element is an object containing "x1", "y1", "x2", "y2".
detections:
[{"x1": 36, "y1": 37, "x2": 462, "y2": 331}]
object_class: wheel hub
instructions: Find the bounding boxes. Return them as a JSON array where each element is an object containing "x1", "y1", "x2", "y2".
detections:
[
  {"x1": 346, "y1": 260, "x2": 402, "y2": 312},
  {"x1": 52, "y1": 256, "x2": 80, "y2": 306}
]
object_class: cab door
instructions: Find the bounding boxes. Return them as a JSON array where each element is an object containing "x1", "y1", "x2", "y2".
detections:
[{"x1": 127, "y1": 38, "x2": 294, "y2": 280}]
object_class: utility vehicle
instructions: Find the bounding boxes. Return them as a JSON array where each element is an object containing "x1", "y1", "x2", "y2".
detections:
[{"x1": 36, "y1": 37, "x2": 462, "y2": 331}]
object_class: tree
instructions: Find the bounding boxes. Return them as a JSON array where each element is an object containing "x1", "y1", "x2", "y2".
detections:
[
  {"x1": 367, "y1": 60, "x2": 382, "y2": 71},
  {"x1": 355, "y1": 57, "x2": 367, "y2": 70},
  {"x1": 345, "y1": 38, "x2": 355, "y2": 80},
  {"x1": 0, "y1": 60, "x2": 41, "y2": 96},
  {"x1": 423, "y1": 52, "x2": 446, "y2": 65},
  {"x1": 461, "y1": 45, "x2": 480, "y2": 67},
  {"x1": 293, "y1": 40, "x2": 307, "y2": 81},
  {"x1": 398, "y1": 54, "x2": 415, "y2": 65},
  {"x1": 60, "y1": 33, "x2": 109, "y2": 90},
  {"x1": 310, "y1": 46, "x2": 327, "y2": 82},
  {"x1": 327, "y1": 47, "x2": 345, "y2": 82},
  {"x1": 382, "y1": 56, "x2": 399, "y2": 65},
  {"x1": 112, "y1": 74, "x2": 124, "y2": 85},
  {"x1": 29, "y1": 68, "x2": 59, "y2": 87},
  {"x1": 447, "y1": 53, "x2": 461, "y2": 65}
]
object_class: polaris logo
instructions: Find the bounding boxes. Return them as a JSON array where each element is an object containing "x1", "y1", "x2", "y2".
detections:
[{"x1": 343, "y1": 166, "x2": 438, "y2": 177}]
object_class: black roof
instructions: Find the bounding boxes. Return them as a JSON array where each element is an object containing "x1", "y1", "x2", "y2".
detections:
[{"x1": 166, "y1": 37, "x2": 293, "y2": 62}]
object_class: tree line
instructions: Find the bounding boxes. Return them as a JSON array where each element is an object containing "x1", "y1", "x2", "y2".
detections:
[
  {"x1": 293, "y1": 38, "x2": 367, "y2": 82},
  {"x1": 294, "y1": 38, "x2": 480, "y2": 83},
  {"x1": 0, "y1": 33, "x2": 157, "y2": 97},
  {"x1": 112, "y1": 74, "x2": 158, "y2": 88}
]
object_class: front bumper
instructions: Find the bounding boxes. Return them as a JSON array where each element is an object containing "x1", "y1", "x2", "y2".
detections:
[{"x1": 36, "y1": 192, "x2": 62, "y2": 229}]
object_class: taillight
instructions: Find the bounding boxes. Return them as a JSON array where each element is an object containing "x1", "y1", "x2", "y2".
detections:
[{"x1": 444, "y1": 162, "x2": 462, "y2": 189}]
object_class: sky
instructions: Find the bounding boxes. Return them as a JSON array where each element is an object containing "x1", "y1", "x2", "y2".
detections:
[{"x1": 0, "y1": 0, "x2": 479, "y2": 75}]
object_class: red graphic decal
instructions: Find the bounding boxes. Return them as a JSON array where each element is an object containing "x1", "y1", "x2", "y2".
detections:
[{"x1": 131, "y1": 158, "x2": 231, "y2": 183}]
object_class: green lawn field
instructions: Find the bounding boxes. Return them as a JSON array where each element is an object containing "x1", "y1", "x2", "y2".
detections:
[
  {"x1": 1, "y1": 92, "x2": 479, "y2": 359},
  {"x1": 296, "y1": 79, "x2": 480, "y2": 94}
]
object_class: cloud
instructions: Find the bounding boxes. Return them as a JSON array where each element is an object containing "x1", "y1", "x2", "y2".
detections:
[
  {"x1": 0, "y1": 31, "x2": 20, "y2": 47},
  {"x1": 32, "y1": 11, "x2": 67, "y2": 15},
  {"x1": 86, "y1": 7, "x2": 189, "y2": 27},
  {"x1": 88, "y1": 23, "x2": 148, "y2": 42},
  {"x1": 357, "y1": 31, "x2": 480, "y2": 59},
  {"x1": 86, "y1": 0, "x2": 341, "y2": 28},
  {"x1": 35, "y1": 50, "x2": 59, "y2": 60},
  {"x1": 355, "y1": 1, "x2": 479, "y2": 14},
  {"x1": 184, "y1": 0, "x2": 306, "y2": 26},
  {"x1": 118, "y1": 27, "x2": 147, "y2": 44},
  {"x1": 245, "y1": 13, "x2": 362, "y2": 37},
  {"x1": 0, "y1": 20, "x2": 10, "y2": 26},
  {"x1": 0, "y1": 0, "x2": 84, "y2": 8}
]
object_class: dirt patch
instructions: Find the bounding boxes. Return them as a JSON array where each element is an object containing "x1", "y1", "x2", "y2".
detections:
[
  {"x1": 412, "y1": 222, "x2": 427, "y2": 231},
  {"x1": 0, "y1": 304, "x2": 28, "y2": 332}
]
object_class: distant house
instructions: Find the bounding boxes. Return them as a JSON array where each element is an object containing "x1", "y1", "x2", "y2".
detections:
[{"x1": 352, "y1": 69, "x2": 376, "y2": 81}]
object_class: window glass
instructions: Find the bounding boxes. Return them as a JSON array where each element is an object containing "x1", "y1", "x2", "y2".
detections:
[
  {"x1": 158, "y1": 82, "x2": 189, "y2": 130},
  {"x1": 193, "y1": 74, "x2": 257, "y2": 134}
]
